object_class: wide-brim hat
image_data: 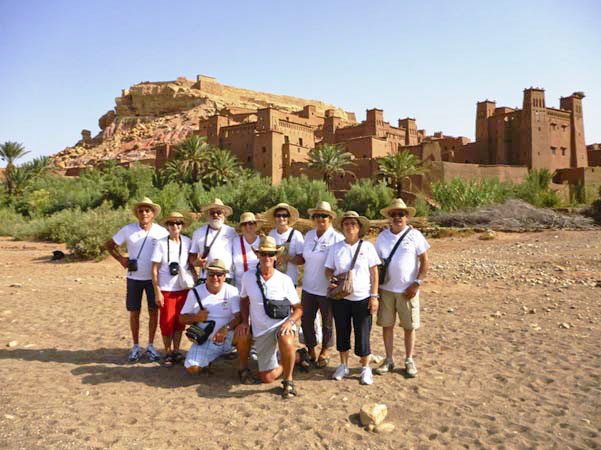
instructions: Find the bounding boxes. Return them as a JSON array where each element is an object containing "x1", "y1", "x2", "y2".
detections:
[
  {"x1": 132, "y1": 197, "x2": 161, "y2": 216},
  {"x1": 335, "y1": 211, "x2": 371, "y2": 237},
  {"x1": 206, "y1": 259, "x2": 230, "y2": 274},
  {"x1": 160, "y1": 211, "x2": 190, "y2": 228},
  {"x1": 307, "y1": 201, "x2": 337, "y2": 219},
  {"x1": 263, "y1": 203, "x2": 300, "y2": 226},
  {"x1": 236, "y1": 212, "x2": 264, "y2": 232},
  {"x1": 380, "y1": 198, "x2": 416, "y2": 218},
  {"x1": 201, "y1": 198, "x2": 233, "y2": 218},
  {"x1": 252, "y1": 235, "x2": 285, "y2": 255}
]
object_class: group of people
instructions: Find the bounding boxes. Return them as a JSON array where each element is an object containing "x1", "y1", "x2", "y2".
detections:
[{"x1": 106, "y1": 196, "x2": 429, "y2": 399}]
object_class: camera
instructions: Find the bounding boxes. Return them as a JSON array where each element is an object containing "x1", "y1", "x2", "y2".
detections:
[
  {"x1": 169, "y1": 262, "x2": 180, "y2": 276},
  {"x1": 127, "y1": 259, "x2": 138, "y2": 272}
]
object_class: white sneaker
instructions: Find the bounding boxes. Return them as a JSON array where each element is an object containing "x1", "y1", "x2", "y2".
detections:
[
  {"x1": 128, "y1": 345, "x2": 142, "y2": 362},
  {"x1": 145, "y1": 344, "x2": 161, "y2": 362},
  {"x1": 360, "y1": 367, "x2": 373, "y2": 385},
  {"x1": 332, "y1": 364, "x2": 350, "y2": 381},
  {"x1": 405, "y1": 358, "x2": 418, "y2": 378}
]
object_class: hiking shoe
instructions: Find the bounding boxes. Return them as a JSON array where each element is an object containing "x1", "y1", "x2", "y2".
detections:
[
  {"x1": 145, "y1": 344, "x2": 161, "y2": 362},
  {"x1": 374, "y1": 359, "x2": 395, "y2": 375},
  {"x1": 332, "y1": 364, "x2": 350, "y2": 381},
  {"x1": 405, "y1": 358, "x2": 417, "y2": 378},
  {"x1": 128, "y1": 345, "x2": 142, "y2": 362},
  {"x1": 360, "y1": 367, "x2": 373, "y2": 385}
]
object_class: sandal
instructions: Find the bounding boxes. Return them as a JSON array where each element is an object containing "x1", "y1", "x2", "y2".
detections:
[
  {"x1": 172, "y1": 351, "x2": 185, "y2": 364},
  {"x1": 296, "y1": 349, "x2": 313, "y2": 372},
  {"x1": 315, "y1": 356, "x2": 329, "y2": 369},
  {"x1": 238, "y1": 368, "x2": 260, "y2": 385},
  {"x1": 162, "y1": 353, "x2": 175, "y2": 368},
  {"x1": 281, "y1": 380, "x2": 298, "y2": 399}
]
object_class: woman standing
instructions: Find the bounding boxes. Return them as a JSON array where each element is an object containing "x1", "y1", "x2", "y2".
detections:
[
  {"x1": 232, "y1": 212, "x2": 263, "y2": 291},
  {"x1": 325, "y1": 211, "x2": 381, "y2": 385},
  {"x1": 151, "y1": 212, "x2": 196, "y2": 367},
  {"x1": 264, "y1": 203, "x2": 304, "y2": 285},
  {"x1": 298, "y1": 201, "x2": 344, "y2": 368}
]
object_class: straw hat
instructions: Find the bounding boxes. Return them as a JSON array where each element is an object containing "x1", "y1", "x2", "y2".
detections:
[
  {"x1": 252, "y1": 235, "x2": 285, "y2": 255},
  {"x1": 380, "y1": 198, "x2": 416, "y2": 218},
  {"x1": 160, "y1": 211, "x2": 190, "y2": 228},
  {"x1": 335, "y1": 211, "x2": 371, "y2": 237},
  {"x1": 236, "y1": 212, "x2": 264, "y2": 232},
  {"x1": 132, "y1": 197, "x2": 161, "y2": 216},
  {"x1": 206, "y1": 259, "x2": 230, "y2": 274},
  {"x1": 307, "y1": 201, "x2": 337, "y2": 219},
  {"x1": 201, "y1": 198, "x2": 233, "y2": 217},
  {"x1": 263, "y1": 203, "x2": 300, "y2": 226}
]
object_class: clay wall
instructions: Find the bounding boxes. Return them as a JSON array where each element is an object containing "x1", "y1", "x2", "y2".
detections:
[
  {"x1": 588, "y1": 144, "x2": 601, "y2": 166},
  {"x1": 339, "y1": 136, "x2": 393, "y2": 159},
  {"x1": 426, "y1": 162, "x2": 528, "y2": 192},
  {"x1": 219, "y1": 122, "x2": 256, "y2": 166}
]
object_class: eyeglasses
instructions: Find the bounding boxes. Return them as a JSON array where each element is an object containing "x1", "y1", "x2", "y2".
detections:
[
  {"x1": 275, "y1": 213, "x2": 290, "y2": 218},
  {"x1": 389, "y1": 211, "x2": 406, "y2": 218},
  {"x1": 209, "y1": 210, "x2": 224, "y2": 216},
  {"x1": 166, "y1": 221, "x2": 184, "y2": 226},
  {"x1": 342, "y1": 220, "x2": 359, "y2": 227},
  {"x1": 241, "y1": 221, "x2": 257, "y2": 226},
  {"x1": 312, "y1": 213, "x2": 329, "y2": 219},
  {"x1": 258, "y1": 251, "x2": 277, "y2": 257},
  {"x1": 207, "y1": 272, "x2": 226, "y2": 278},
  {"x1": 137, "y1": 207, "x2": 153, "y2": 214}
]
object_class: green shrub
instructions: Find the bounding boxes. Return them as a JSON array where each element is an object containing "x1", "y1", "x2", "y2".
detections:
[
  {"x1": 0, "y1": 207, "x2": 26, "y2": 236},
  {"x1": 274, "y1": 176, "x2": 337, "y2": 217},
  {"x1": 431, "y1": 178, "x2": 513, "y2": 212},
  {"x1": 341, "y1": 179, "x2": 394, "y2": 219}
]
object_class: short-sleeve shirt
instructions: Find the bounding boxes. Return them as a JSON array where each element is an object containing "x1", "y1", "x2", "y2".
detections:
[
  {"x1": 190, "y1": 224, "x2": 237, "y2": 278},
  {"x1": 232, "y1": 235, "x2": 260, "y2": 291},
  {"x1": 301, "y1": 227, "x2": 344, "y2": 296},
  {"x1": 375, "y1": 227, "x2": 430, "y2": 293},
  {"x1": 112, "y1": 222, "x2": 169, "y2": 281},
  {"x1": 268, "y1": 228, "x2": 304, "y2": 285},
  {"x1": 325, "y1": 239, "x2": 381, "y2": 301},
  {"x1": 240, "y1": 269, "x2": 300, "y2": 338},
  {"x1": 180, "y1": 283, "x2": 240, "y2": 340},
  {"x1": 150, "y1": 236, "x2": 192, "y2": 291}
]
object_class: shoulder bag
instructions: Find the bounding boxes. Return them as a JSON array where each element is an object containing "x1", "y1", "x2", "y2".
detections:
[
  {"x1": 327, "y1": 240, "x2": 363, "y2": 300},
  {"x1": 256, "y1": 267, "x2": 291, "y2": 320},
  {"x1": 184, "y1": 287, "x2": 215, "y2": 345}
]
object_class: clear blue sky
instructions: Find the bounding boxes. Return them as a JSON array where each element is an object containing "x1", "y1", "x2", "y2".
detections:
[{"x1": 1, "y1": 0, "x2": 600, "y2": 163}]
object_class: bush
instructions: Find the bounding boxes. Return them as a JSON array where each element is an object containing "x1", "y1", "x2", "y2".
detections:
[
  {"x1": 431, "y1": 178, "x2": 513, "y2": 212},
  {"x1": 341, "y1": 179, "x2": 394, "y2": 219},
  {"x1": 0, "y1": 207, "x2": 26, "y2": 236},
  {"x1": 274, "y1": 176, "x2": 337, "y2": 217}
]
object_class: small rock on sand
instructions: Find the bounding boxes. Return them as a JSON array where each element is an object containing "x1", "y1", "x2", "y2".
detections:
[
  {"x1": 375, "y1": 422, "x2": 396, "y2": 433},
  {"x1": 7, "y1": 341, "x2": 18, "y2": 348},
  {"x1": 360, "y1": 403, "x2": 388, "y2": 427},
  {"x1": 10, "y1": 283, "x2": 23, "y2": 288}
]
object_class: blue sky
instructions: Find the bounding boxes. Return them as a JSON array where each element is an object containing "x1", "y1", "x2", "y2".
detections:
[{"x1": 1, "y1": 0, "x2": 600, "y2": 163}]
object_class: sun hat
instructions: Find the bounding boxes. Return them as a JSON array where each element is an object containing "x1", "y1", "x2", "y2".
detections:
[
  {"x1": 160, "y1": 211, "x2": 189, "y2": 228},
  {"x1": 263, "y1": 203, "x2": 300, "y2": 226},
  {"x1": 252, "y1": 235, "x2": 285, "y2": 255},
  {"x1": 380, "y1": 198, "x2": 416, "y2": 218},
  {"x1": 335, "y1": 211, "x2": 371, "y2": 237},
  {"x1": 236, "y1": 212, "x2": 264, "y2": 232},
  {"x1": 132, "y1": 197, "x2": 161, "y2": 216},
  {"x1": 206, "y1": 259, "x2": 229, "y2": 274},
  {"x1": 201, "y1": 198, "x2": 233, "y2": 218},
  {"x1": 307, "y1": 201, "x2": 337, "y2": 219}
]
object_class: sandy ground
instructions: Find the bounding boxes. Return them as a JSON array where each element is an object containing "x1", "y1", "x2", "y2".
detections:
[{"x1": 0, "y1": 230, "x2": 600, "y2": 449}]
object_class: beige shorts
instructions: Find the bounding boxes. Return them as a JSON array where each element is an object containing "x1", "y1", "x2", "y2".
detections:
[{"x1": 377, "y1": 289, "x2": 420, "y2": 330}]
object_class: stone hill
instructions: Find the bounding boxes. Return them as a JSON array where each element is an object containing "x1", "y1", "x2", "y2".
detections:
[{"x1": 52, "y1": 75, "x2": 356, "y2": 169}]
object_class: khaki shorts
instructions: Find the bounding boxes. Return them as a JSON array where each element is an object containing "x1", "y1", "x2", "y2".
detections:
[
  {"x1": 377, "y1": 289, "x2": 420, "y2": 330},
  {"x1": 254, "y1": 323, "x2": 297, "y2": 372}
]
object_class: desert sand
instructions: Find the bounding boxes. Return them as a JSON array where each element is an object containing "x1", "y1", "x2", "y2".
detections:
[{"x1": 1, "y1": 230, "x2": 600, "y2": 449}]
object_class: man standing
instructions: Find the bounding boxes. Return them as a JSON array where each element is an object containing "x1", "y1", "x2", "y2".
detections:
[
  {"x1": 189, "y1": 199, "x2": 237, "y2": 283},
  {"x1": 106, "y1": 197, "x2": 168, "y2": 362},
  {"x1": 236, "y1": 236, "x2": 303, "y2": 399},
  {"x1": 375, "y1": 199, "x2": 429, "y2": 378}
]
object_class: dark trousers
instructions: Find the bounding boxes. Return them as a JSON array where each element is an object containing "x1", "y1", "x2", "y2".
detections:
[
  {"x1": 331, "y1": 298, "x2": 372, "y2": 357},
  {"x1": 301, "y1": 290, "x2": 334, "y2": 351}
]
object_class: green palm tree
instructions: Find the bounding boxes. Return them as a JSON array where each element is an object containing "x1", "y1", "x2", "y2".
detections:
[
  {"x1": 173, "y1": 135, "x2": 210, "y2": 182},
  {"x1": 4, "y1": 165, "x2": 33, "y2": 196},
  {"x1": 22, "y1": 156, "x2": 53, "y2": 177},
  {"x1": 0, "y1": 141, "x2": 30, "y2": 170},
  {"x1": 307, "y1": 144, "x2": 355, "y2": 189},
  {"x1": 378, "y1": 150, "x2": 427, "y2": 197},
  {"x1": 203, "y1": 148, "x2": 242, "y2": 187},
  {"x1": 162, "y1": 159, "x2": 192, "y2": 184}
]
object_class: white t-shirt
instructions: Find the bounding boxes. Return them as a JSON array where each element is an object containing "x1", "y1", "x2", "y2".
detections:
[
  {"x1": 325, "y1": 239, "x2": 381, "y2": 301},
  {"x1": 240, "y1": 269, "x2": 300, "y2": 338},
  {"x1": 301, "y1": 227, "x2": 344, "y2": 296},
  {"x1": 190, "y1": 224, "x2": 237, "y2": 279},
  {"x1": 150, "y1": 236, "x2": 192, "y2": 291},
  {"x1": 180, "y1": 284, "x2": 240, "y2": 340},
  {"x1": 112, "y1": 222, "x2": 169, "y2": 281},
  {"x1": 376, "y1": 227, "x2": 430, "y2": 293},
  {"x1": 232, "y1": 235, "x2": 260, "y2": 291},
  {"x1": 268, "y1": 228, "x2": 304, "y2": 285}
]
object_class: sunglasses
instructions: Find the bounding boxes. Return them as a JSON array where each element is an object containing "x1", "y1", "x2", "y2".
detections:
[
  {"x1": 209, "y1": 210, "x2": 224, "y2": 216},
  {"x1": 389, "y1": 211, "x2": 406, "y2": 218},
  {"x1": 275, "y1": 213, "x2": 290, "y2": 218},
  {"x1": 258, "y1": 251, "x2": 277, "y2": 257},
  {"x1": 137, "y1": 208, "x2": 153, "y2": 214},
  {"x1": 242, "y1": 221, "x2": 257, "y2": 226},
  {"x1": 166, "y1": 221, "x2": 184, "y2": 226},
  {"x1": 207, "y1": 272, "x2": 226, "y2": 278},
  {"x1": 312, "y1": 213, "x2": 329, "y2": 219}
]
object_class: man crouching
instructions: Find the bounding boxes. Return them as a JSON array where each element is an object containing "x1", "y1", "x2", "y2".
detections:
[
  {"x1": 179, "y1": 259, "x2": 242, "y2": 374},
  {"x1": 236, "y1": 236, "x2": 303, "y2": 399}
]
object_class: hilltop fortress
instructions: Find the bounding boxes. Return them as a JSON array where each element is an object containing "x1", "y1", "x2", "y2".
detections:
[{"x1": 53, "y1": 75, "x2": 601, "y2": 199}]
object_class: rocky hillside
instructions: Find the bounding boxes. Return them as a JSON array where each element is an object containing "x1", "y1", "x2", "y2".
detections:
[{"x1": 52, "y1": 75, "x2": 355, "y2": 169}]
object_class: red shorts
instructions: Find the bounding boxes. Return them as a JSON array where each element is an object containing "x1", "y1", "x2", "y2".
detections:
[{"x1": 159, "y1": 290, "x2": 188, "y2": 337}]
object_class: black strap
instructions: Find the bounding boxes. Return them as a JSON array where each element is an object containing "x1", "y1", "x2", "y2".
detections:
[
  {"x1": 135, "y1": 228, "x2": 151, "y2": 260},
  {"x1": 381, "y1": 226, "x2": 412, "y2": 278},
  {"x1": 349, "y1": 240, "x2": 364, "y2": 271},
  {"x1": 285, "y1": 228, "x2": 296, "y2": 244},
  {"x1": 202, "y1": 225, "x2": 222, "y2": 258},
  {"x1": 255, "y1": 266, "x2": 268, "y2": 303},
  {"x1": 167, "y1": 238, "x2": 183, "y2": 265},
  {"x1": 191, "y1": 287, "x2": 204, "y2": 310}
]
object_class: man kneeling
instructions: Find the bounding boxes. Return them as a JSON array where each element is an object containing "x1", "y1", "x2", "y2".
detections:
[
  {"x1": 236, "y1": 236, "x2": 303, "y2": 399},
  {"x1": 180, "y1": 259, "x2": 242, "y2": 374}
]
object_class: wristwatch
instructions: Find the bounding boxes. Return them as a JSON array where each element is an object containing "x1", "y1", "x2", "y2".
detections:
[
  {"x1": 414, "y1": 279, "x2": 423, "y2": 286},
  {"x1": 370, "y1": 294, "x2": 380, "y2": 299}
]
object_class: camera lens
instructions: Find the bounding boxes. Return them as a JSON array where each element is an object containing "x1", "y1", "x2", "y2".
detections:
[{"x1": 169, "y1": 262, "x2": 180, "y2": 275}]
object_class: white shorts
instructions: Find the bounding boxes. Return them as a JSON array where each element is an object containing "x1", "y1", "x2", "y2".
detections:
[{"x1": 184, "y1": 331, "x2": 234, "y2": 368}]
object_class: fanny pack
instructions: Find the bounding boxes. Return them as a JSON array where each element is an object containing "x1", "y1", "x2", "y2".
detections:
[{"x1": 255, "y1": 267, "x2": 290, "y2": 320}]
